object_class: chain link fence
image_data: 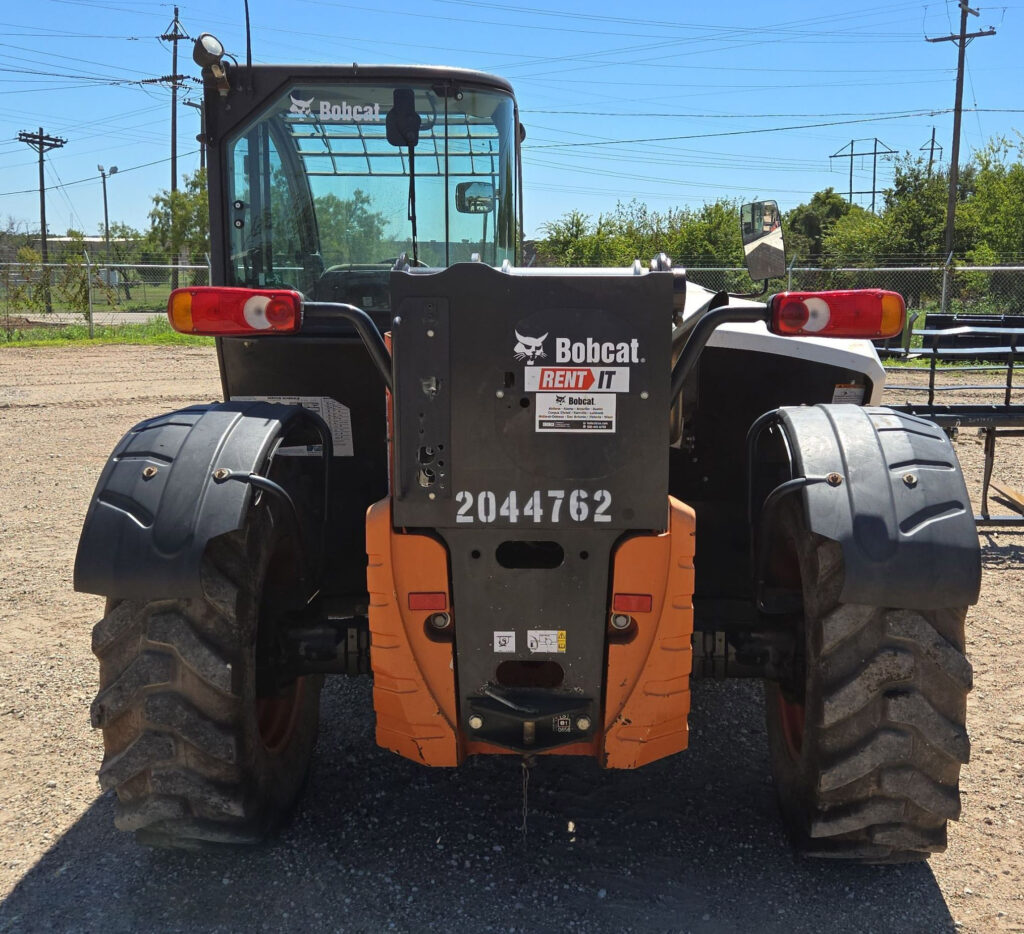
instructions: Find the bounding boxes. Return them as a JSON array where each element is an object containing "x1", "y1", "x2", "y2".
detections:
[
  {"x1": 685, "y1": 263, "x2": 1024, "y2": 321},
  {"x1": 1, "y1": 254, "x2": 210, "y2": 337},
  {"x1": 3, "y1": 256, "x2": 1024, "y2": 340}
]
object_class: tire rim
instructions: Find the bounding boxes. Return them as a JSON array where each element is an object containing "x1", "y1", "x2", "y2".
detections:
[
  {"x1": 777, "y1": 692, "x2": 805, "y2": 759},
  {"x1": 257, "y1": 678, "x2": 305, "y2": 754}
]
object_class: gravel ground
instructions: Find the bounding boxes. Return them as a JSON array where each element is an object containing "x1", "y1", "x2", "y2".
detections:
[{"x1": 0, "y1": 346, "x2": 1021, "y2": 934}]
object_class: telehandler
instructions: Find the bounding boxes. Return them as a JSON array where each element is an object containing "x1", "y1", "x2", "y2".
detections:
[{"x1": 75, "y1": 35, "x2": 979, "y2": 861}]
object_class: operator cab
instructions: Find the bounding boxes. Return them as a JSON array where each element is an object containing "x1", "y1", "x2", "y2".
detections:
[
  {"x1": 200, "y1": 62, "x2": 523, "y2": 610},
  {"x1": 209, "y1": 67, "x2": 522, "y2": 315}
]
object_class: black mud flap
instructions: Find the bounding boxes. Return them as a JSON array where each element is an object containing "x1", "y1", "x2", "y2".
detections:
[
  {"x1": 74, "y1": 401, "x2": 329, "y2": 600},
  {"x1": 759, "y1": 405, "x2": 981, "y2": 610}
]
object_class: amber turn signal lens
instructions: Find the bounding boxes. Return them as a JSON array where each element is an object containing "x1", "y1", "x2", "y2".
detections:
[{"x1": 168, "y1": 290, "x2": 194, "y2": 333}]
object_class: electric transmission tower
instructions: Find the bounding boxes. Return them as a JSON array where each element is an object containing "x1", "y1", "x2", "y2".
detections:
[
  {"x1": 829, "y1": 138, "x2": 897, "y2": 213},
  {"x1": 920, "y1": 128, "x2": 944, "y2": 178}
]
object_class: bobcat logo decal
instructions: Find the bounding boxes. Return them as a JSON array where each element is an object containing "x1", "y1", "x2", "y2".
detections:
[
  {"x1": 289, "y1": 95, "x2": 314, "y2": 116},
  {"x1": 513, "y1": 330, "x2": 548, "y2": 364}
]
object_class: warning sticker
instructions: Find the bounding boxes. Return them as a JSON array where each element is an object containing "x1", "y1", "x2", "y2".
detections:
[
  {"x1": 527, "y1": 630, "x2": 567, "y2": 654},
  {"x1": 524, "y1": 366, "x2": 630, "y2": 393},
  {"x1": 535, "y1": 393, "x2": 616, "y2": 433},
  {"x1": 493, "y1": 631, "x2": 516, "y2": 653},
  {"x1": 831, "y1": 383, "x2": 866, "y2": 405},
  {"x1": 231, "y1": 395, "x2": 354, "y2": 457}
]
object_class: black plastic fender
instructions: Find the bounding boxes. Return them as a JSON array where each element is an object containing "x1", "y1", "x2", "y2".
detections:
[
  {"x1": 768, "y1": 405, "x2": 981, "y2": 609},
  {"x1": 74, "y1": 401, "x2": 329, "y2": 601}
]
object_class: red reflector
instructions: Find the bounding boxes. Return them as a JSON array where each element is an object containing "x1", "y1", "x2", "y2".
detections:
[
  {"x1": 777, "y1": 299, "x2": 810, "y2": 332},
  {"x1": 613, "y1": 593, "x2": 653, "y2": 613},
  {"x1": 167, "y1": 287, "x2": 302, "y2": 336},
  {"x1": 408, "y1": 592, "x2": 447, "y2": 611},
  {"x1": 768, "y1": 289, "x2": 905, "y2": 339}
]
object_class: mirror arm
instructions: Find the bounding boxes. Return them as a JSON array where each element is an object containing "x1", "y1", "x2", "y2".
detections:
[
  {"x1": 728, "y1": 279, "x2": 770, "y2": 300},
  {"x1": 670, "y1": 305, "x2": 769, "y2": 404}
]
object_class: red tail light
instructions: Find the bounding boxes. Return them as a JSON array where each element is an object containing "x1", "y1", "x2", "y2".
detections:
[
  {"x1": 168, "y1": 287, "x2": 302, "y2": 335},
  {"x1": 768, "y1": 289, "x2": 905, "y2": 339}
]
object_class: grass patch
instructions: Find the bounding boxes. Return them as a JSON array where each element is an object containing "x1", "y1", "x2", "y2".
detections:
[
  {"x1": 883, "y1": 354, "x2": 1012, "y2": 370},
  {"x1": 1, "y1": 316, "x2": 213, "y2": 348}
]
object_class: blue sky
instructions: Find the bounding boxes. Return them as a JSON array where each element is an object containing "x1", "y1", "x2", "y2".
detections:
[{"x1": 0, "y1": 0, "x2": 1021, "y2": 244}]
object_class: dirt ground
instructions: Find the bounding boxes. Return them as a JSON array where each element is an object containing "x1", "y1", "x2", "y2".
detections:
[{"x1": 0, "y1": 346, "x2": 1022, "y2": 934}]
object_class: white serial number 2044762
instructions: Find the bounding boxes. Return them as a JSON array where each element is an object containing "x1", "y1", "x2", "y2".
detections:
[{"x1": 454, "y1": 489, "x2": 612, "y2": 524}]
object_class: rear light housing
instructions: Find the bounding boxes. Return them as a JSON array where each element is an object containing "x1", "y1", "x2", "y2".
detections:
[
  {"x1": 168, "y1": 287, "x2": 302, "y2": 335},
  {"x1": 768, "y1": 289, "x2": 905, "y2": 339}
]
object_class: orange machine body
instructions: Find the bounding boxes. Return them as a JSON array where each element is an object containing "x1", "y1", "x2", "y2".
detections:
[{"x1": 365, "y1": 497, "x2": 696, "y2": 768}]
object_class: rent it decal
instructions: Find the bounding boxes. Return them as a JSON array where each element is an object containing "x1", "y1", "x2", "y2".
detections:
[{"x1": 523, "y1": 367, "x2": 630, "y2": 392}]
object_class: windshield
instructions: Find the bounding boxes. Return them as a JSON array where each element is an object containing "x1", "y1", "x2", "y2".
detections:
[{"x1": 225, "y1": 82, "x2": 519, "y2": 301}]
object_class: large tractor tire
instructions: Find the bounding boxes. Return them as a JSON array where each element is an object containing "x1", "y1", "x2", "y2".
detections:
[
  {"x1": 89, "y1": 502, "x2": 322, "y2": 848},
  {"x1": 764, "y1": 500, "x2": 972, "y2": 863}
]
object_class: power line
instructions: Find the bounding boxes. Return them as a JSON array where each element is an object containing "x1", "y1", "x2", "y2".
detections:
[
  {"x1": 524, "y1": 108, "x2": 951, "y2": 118},
  {"x1": 527, "y1": 109, "x2": 958, "y2": 150},
  {"x1": 0, "y1": 150, "x2": 201, "y2": 198}
]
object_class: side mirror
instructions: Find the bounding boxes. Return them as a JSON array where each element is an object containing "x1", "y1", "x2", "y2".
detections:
[
  {"x1": 455, "y1": 181, "x2": 495, "y2": 214},
  {"x1": 740, "y1": 200, "x2": 786, "y2": 281}
]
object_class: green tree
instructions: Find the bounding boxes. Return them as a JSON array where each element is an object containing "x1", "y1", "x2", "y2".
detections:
[
  {"x1": 668, "y1": 199, "x2": 743, "y2": 267},
  {"x1": 536, "y1": 209, "x2": 612, "y2": 266},
  {"x1": 874, "y1": 156, "x2": 953, "y2": 261},
  {"x1": 146, "y1": 168, "x2": 210, "y2": 263},
  {"x1": 785, "y1": 188, "x2": 853, "y2": 262},
  {"x1": 537, "y1": 198, "x2": 745, "y2": 271},
  {"x1": 960, "y1": 134, "x2": 1024, "y2": 261},
  {"x1": 314, "y1": 189, "x2": 387, "y2": 265},
  {"x1": 822, "y1": 208, "x2": 887, "y2": 264},
  {"x1": 52, "y1": 230, "x2": 93, "y2": 314},
  {"x1": 98, "y1": 222, "x2": 145, "y2": 264}
]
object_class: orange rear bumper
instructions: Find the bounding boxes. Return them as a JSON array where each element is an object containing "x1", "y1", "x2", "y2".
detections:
[{"x1": 365, "y1": 497, "x2": 695, "y2": 768}]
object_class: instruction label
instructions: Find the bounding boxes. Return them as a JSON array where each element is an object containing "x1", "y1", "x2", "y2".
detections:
[
  {"x1": 231, "y1": 395, "x2": 354, "y2": 457},
  {"x1": 831, "y1": 383, "x2": 866, "y2": 405},
  {"x1": 527, "y1": 630, "x2": 567, "y2": 654},
  {"x1": 535, "y1": 393, "x2": 616, "y2": 433},
  {"x1": 493, "y1": 631, "x2": 516, "y2": 653}
]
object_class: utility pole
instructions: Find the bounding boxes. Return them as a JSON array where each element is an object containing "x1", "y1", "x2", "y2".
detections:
[
  {"x1": 920, "y1": 127, "x2": 943, "y2": 178},
  {"x1": 829, "y1": 138, "x2": 896, "y2": 212},
  {"x1": 99, "y1": 165, "x2": 118, "y2": 264},
  {"x1": 927, "y1": 1, "x2": 996, "y2": 257},
  {"x1": 160, "y1": 7, "x2": 189, "y2": 195},
  {"x1": 18, "y1": 127, "x2": 67, "y2": 313},
  {"x1": 184, "y1": 100, "x2": 205, "y2": 171},
  {"x1": 160, "y1": 7, "x2": 189, "y2": 288}
]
